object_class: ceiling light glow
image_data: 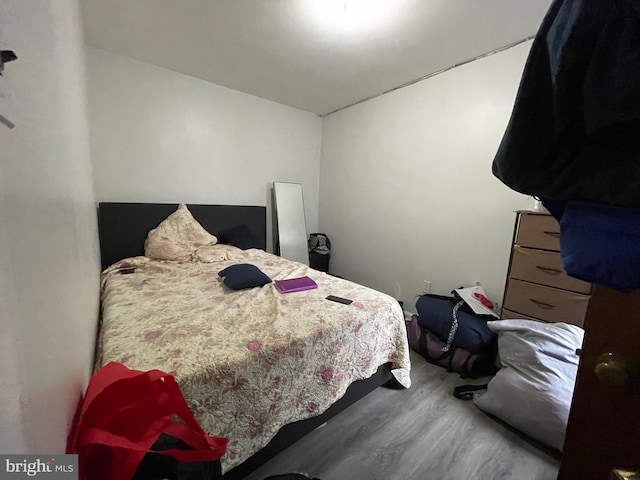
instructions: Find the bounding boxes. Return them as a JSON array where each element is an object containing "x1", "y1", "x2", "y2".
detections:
[{"x1": 304, "y1": 0, "x2": 404, "y2": 36}]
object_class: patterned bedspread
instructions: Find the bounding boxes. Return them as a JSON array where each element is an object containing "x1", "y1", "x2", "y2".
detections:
[{"x1": 96, "y1": 248, "x2": 411, "y2": 472}]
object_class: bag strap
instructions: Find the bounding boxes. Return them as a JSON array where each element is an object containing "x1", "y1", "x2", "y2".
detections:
[
  {"x1": 442, "y1": 300, "x2": 464, "y2": 352},
  {"x1": 162, "y1": 422, "x2": 228, "y2": 455},
  {"x1": 453, "y1": 384, "x2": 488, "y2": 401}
]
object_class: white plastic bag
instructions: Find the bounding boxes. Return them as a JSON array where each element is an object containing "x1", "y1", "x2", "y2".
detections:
[{"x1": 474, "y1": 319, "x2": 583, "y2": 451}]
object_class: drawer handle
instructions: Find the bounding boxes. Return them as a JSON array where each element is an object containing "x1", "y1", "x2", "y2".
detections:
[
  {"x1": 543, "y1": 230, "x2": 560, "y2": 237},
  {"x1": 535, "y1": 265, "x2": 563, "y2": 274},
  {"x1": 529, "y1": 298, "x2": 556, "y2": 309}
]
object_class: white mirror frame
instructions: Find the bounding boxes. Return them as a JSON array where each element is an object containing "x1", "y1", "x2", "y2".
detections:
[{"x1": 272, "y1": 181, "x2": 309, "y2": 265}]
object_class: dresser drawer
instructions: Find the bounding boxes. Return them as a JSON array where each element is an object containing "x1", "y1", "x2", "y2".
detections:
[
  {"x1": 510, "y1": 246, "x2": 592, "y2": 294},
  {"x1": 500, "y1": 308, "x2": 539, "y2": 321},
  {"x1": 503, "y1": 279, "x2": 588, "y2": 326},
  {"x1": 515, "y1": 213, "x2": 561, "y2": 251}
]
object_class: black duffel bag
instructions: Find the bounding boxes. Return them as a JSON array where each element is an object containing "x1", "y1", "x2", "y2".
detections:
[
  {"x1": 405, "y1": 314, "x2": 497, "y2": 378},
  {"x1": 415, "y1": 294, "x2": 496, "y2": 353}
]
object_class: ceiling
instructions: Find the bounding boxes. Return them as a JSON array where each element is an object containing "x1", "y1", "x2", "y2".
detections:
[{"x1": 80, "y1": 0, "x2": 552, "y2": 116}]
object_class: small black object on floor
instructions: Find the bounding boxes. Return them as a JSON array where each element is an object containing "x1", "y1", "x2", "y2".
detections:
[{"x1": 263, "y1": 474, "x2": 321, "y2": 480}]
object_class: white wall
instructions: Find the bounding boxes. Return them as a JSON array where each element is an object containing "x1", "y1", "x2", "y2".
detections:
[
  {"x1": 0, "y1": 0, "x2": 101, "y2": 453},
  {"x1": 319, "y1": 42, "x2": 534, "y2": 308},
  {"x1": 86, "y1": 47, "x2": 323, "y2": 251}
]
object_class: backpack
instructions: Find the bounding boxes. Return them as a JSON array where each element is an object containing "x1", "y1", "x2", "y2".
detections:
[
  {"x1": 308, "y1": 233, "x2": 331, "y2": 254},
  {"x1": 308, "y1": 233, "x2": 331, "y2": 272},
  {"x1": 406, "y1": 314, "x2": 497, "y2": 378}
]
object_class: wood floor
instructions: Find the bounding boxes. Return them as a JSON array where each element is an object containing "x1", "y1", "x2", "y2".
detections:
[{"x1": 243, "y1": 351, "x2": 560, "y2": 480}]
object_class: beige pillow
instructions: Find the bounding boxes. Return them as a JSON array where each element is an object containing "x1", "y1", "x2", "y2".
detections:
[
  {"x1": 191, "y1": 244, "x2": 242, "y2": 263},
  {"x1": 144, "y1": 204, "x2": 217, "y2": 261}
]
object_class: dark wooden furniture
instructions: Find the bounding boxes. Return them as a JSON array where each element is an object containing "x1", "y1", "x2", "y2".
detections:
[{"x1": 559, "y1": 286, "x2": 640, "y2": 479}]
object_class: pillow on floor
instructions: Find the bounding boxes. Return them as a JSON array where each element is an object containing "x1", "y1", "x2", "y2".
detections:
[{"x1": 474, "y1": 319, "x2": 584, "y2": 451}]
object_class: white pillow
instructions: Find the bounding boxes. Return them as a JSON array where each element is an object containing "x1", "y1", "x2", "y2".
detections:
[
  {"x1": 144, "y1": 204, "x2": 217, "y2": 261},
  {"x1": 474, "y1": 319, "x2": 583, "y2": 451}
]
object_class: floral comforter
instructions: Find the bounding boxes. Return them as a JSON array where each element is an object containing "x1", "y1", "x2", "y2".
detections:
[{"x1": 96, "y1": 248, "x2": 411, "y2": 472}]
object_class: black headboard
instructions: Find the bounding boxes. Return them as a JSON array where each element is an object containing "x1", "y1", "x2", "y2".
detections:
[{"x1": 97, "y1": 203, "x2": 267, "y2": 269}]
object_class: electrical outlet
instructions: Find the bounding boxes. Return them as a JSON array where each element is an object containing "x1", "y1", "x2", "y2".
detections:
[{"x1": 422, "y1": 280, "x2": 432, "y2": 295}]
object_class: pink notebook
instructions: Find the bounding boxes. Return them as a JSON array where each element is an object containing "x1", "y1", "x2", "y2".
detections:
[{"x1": 274, "y1": 276, "x2": 318, "y2": 293}]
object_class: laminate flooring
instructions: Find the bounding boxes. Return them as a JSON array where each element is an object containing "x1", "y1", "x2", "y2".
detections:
[{"x1": 243, "y1": 351, "x2": 560, "y2": 480}]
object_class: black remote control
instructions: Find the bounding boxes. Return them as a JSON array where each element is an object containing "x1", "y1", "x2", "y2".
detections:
[{"x1": 326, "y1": 295, "x2": 353, "y2": 305}]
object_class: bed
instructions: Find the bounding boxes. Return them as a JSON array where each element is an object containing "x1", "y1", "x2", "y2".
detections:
[{"x1": 95, "y1": 202, "x2": 411, "y2": 478}]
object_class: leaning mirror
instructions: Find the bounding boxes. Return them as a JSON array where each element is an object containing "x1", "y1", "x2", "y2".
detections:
[{"x1": 272, "y1": 181, "x2": 309, "y2": 265}]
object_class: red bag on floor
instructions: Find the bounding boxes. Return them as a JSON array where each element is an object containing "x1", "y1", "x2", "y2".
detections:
[{"x1": 67, "y1": 362, "x2": 227, "y2": 480}]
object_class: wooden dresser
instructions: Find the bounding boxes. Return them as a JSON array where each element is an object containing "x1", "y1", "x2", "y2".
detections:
[{"x1": 500, "y1": 210, "x2": 591, "y2": 327}]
